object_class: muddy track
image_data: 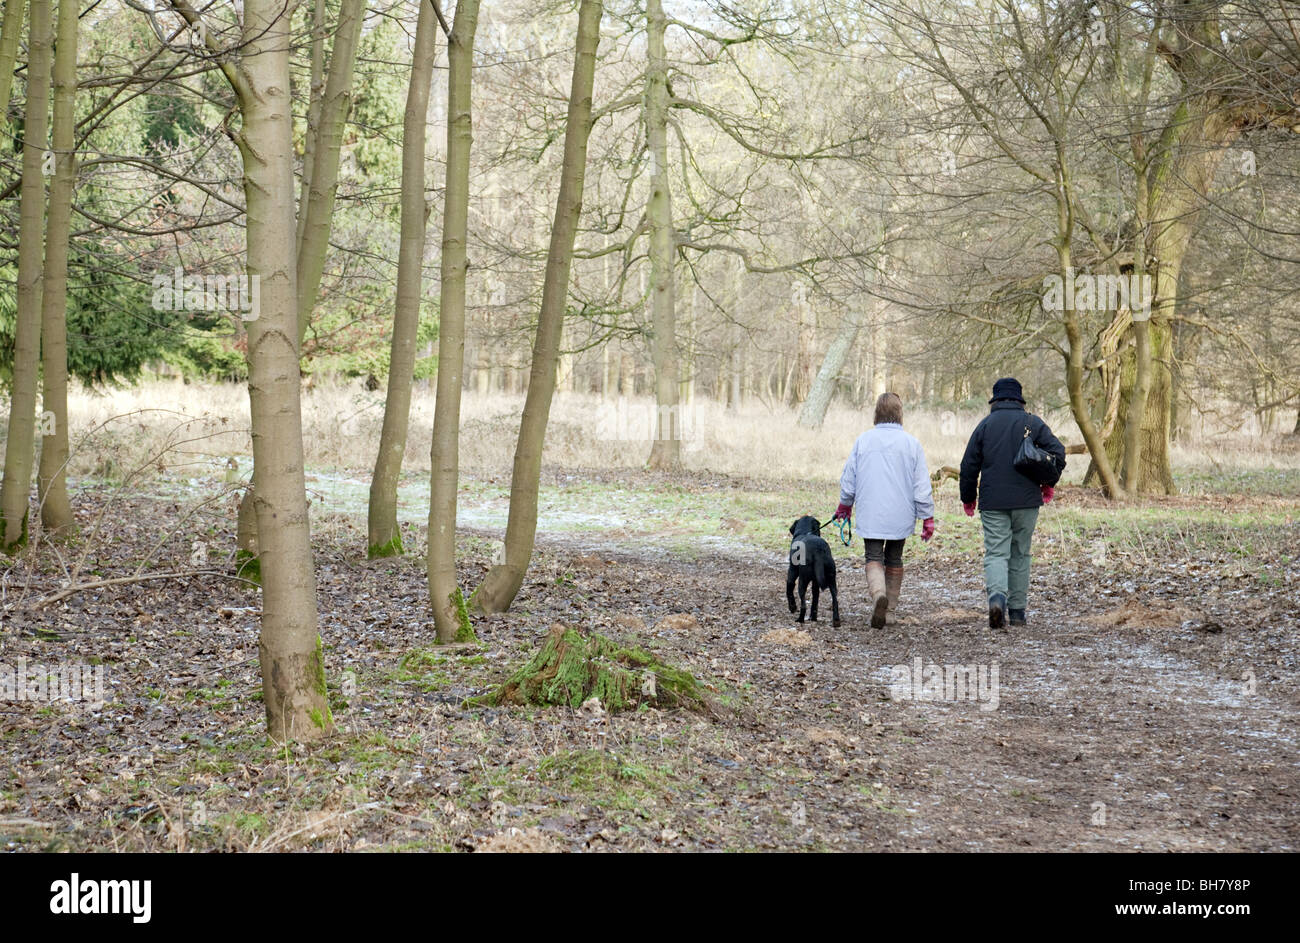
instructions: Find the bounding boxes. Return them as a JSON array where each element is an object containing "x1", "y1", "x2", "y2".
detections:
[
  {"x1": 3, "y1": 497, "x2": 1295, "y2": 852},
  {"x1": 536, "y1": 534, "x2": 1300, "y2": 851}
]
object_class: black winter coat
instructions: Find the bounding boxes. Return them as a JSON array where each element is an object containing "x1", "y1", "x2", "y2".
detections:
[{"x1": 959, "y1": 401, "x2": 1066, "y2": 510}]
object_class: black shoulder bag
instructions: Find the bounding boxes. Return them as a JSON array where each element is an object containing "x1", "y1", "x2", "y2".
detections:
[{"x1": 1014, "y1": 425, "x2": 1057, "y2": 485}]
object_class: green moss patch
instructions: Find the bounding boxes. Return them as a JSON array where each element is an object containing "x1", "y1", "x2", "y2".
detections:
[
  {"x1": 367, "y1": 534, "x2": 403, "y2": 559},
  {"x1": 480, "y1": 623, "x2": 713, "y2": 714}
]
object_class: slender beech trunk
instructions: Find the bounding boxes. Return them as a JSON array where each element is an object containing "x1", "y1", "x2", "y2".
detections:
[
  {"x1": 798, "y1": 306, "x2": 863, "y2": 428},
  {"x1": 472, "y1": 0, "x2": 602, "y2": 614},
  {"x1": 368, "y1": 0, "x2": 436, "y2": 558},
  {"x1": 0, "y1": 0, "x2": 24, "y2": 123},
  {"x1": 427, "y1": 0, "x2": 480, "y2": 643},
  {"x1": 238, "y1": 0, "x2": 364, "y2": 562},
  {"x1": 295, "y1": 0, "x2": 365, "y2": 343},
  {"x1": 1, "y1": 0, "x2": 52, "y2": 551},
  {"x1": 295, "y1": 0, "x2": 326, "y2": 251},
  {"x1": 235, "y1": 0, "x2": 331, "y2": 741},
  {"x1": 36, "y1": 0, "x2": 76, "y2": 535},
  {"x1": 645, "y1": 0, "x2": 680, "y2": 469}
]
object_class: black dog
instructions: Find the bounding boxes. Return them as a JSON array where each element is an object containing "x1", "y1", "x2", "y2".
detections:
[{"x1": 786, "y1": 516, "x2": 841, "y2": 627}]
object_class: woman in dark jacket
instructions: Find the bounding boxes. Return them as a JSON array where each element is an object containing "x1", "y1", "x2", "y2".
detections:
[{"x1": 959, "y1": 378, "x2": 1066, "y2": 628}]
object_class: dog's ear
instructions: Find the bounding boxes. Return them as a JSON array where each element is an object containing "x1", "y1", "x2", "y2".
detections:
[{"x1": 789, "y1": 521, "x2": 796, "y2": 536}]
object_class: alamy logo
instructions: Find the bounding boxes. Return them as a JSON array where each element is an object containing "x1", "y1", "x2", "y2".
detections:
[
  {"x1": 594, "y1": 398, "x2": 703, "y2": 453},
  {"x1": 1, "y1": 658, "x2": 106, "y2": 707},
  {"x1": 49, "y1": 874, "x2": 151, "y2": 924},
  {"x1": 1041, "y1": 268, "x2": 1153, "y2": 321},
  {"x1": 151, "y1": 267, "x2": 260, "y2": 321},
  {"x1": 889, "y1": 657, "x2": 1000, "y2": 711}
]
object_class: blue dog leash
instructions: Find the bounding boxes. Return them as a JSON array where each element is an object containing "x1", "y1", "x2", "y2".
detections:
[{"x1": 818, "y1": 514, "x2": 853, "y2": 547}]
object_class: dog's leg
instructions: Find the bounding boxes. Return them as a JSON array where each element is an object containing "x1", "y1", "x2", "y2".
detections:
[
  {"x1": 797, "y1": 574, "x2": 810, "y2": 622},
  {"x1": 810, "y1": 581, "x2": 820, "y2": 622},
  {"x1": 829, "y1": 572, "x2": 842, "y2": 628},
  {"x1": 786, "y1": 566, "x2": 798, "y2": 614}
]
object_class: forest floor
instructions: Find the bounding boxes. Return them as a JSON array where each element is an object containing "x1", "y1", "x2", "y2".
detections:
[{"x1": 1, "y1": 466, "x2": 1297, "y2": 852}]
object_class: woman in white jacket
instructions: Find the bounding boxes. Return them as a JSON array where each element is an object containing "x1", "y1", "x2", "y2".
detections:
[{"x1": 832, "y1": 392, "x2": 935, "y2": 628}]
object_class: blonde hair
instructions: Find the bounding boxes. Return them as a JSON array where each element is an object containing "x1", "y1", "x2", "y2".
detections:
[{"x1": 874, "y1": 392, "x2": 903, "y2": 425}]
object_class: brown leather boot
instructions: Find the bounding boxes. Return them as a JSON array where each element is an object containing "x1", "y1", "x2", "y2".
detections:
[
  {"x1": 885, "y1": 565, "x2": 904, "y2": 625},
  {"x1": 866, "y1": 561, "x2": 888, "y2": 628}
]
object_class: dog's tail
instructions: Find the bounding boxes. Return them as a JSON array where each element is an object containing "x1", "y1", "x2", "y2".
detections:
[{"x1": 813, "y1": 554, "x2": 828, "y2": 587}]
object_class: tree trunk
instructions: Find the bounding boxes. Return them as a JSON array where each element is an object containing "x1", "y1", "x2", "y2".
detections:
[
  {"x1": 1054, "y1": 180, "x2": 1123, "y2": 499},
  {"x1": 427, "y1": 0, "x2": 480, "y2": 643},
  {"x1": 0, "y1": 0, "x2": 24, "y2": 124},
  {"x1": 645, "y1": 0, "x2": 680, "y2": 469},
  {"x1": 729, "y1": 342, "x2": 742, "y2": 410},
  {"x1": 296, "y1": 0, "x2": 365, "y2": 343},
  {"x1": 472, "y1": 0, "x2": 602, "y2": 615},
  {"x1": 36, "y1": 0, "x2": 76, "y2": 535},
  {"x1": 235, "y1": 0, "x2": 332, "y2": 741},
  {"x1": 869, "y1": 315, "x2": 886, "y2": 399},
  {"x1": 368, "y1": 0, "x2": 436, "y2": 559},
  {"x1": 0, "y1": 0, "x2": 51, "y2": 552},
  {"x1": 1104, "y1": 5, "x2": 1276, "y2": 494},
  {"x1": 295, "y1": 0, "x2": 326, "y2": 252},
  {"x1": 798, "y1": 306, "x2": 863, "y2": 428}
]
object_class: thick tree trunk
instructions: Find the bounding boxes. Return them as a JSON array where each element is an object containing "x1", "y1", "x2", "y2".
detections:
[
  {"x1": 1103, "y1": 2, "x2": 1281, "y2": 494},
  {"x1": 427, "y1": 0, "x2": 480, "y2": 643},
  {"x1": 0, "y1": 0, "x2": 51, "y2": 552},
  {"x1": 645, "y1": 0, "x2": 680, "y2": 469},
  {"x1": 472, "y1": 0, "x2": 602, "y2": 615},
  {"x1": 237, "y1": 0, "x2": 332, "y2": 741},
  {"x1": 798, "y1": 306, "x2": 863, "y2": 428},
  {"x1": 36, "y1": 0, "x2": 76, "y2": 535},
  {"x1": 368, "y1": 0, "x2": 436, "y2": 559},
  {"x1": 295, "y1": 0, "x2": 365, "y2": 343}
]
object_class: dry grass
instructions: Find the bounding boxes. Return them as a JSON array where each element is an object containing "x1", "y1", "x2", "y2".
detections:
[
  {"x1": 1089, "y1": 598, "x2": 1197, "y2": 629},
  {"x1": 656, "y1": 613, "x2": 699, "y2": 632},
  {"x1": 475, "y1": 827, "x2": 563, "y2": 853},
  {"x1": 9, "y1": 378, "x2": 1297, "y2": 486},
  {"x1": 760, "y1": 627, "x2": 814, "y2": 647}
]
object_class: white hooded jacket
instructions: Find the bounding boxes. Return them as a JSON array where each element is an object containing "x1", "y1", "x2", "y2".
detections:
[{"x1": 838, "y1": 422, "x2": 935, "y2": 540}]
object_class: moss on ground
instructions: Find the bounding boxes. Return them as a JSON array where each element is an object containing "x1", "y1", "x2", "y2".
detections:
[
  {"x1": 480, "y1": 623, "x2": 712, "y2": 713},
  {"x1": 441, "y1": 588, "x2": 479, "y2": 645}
]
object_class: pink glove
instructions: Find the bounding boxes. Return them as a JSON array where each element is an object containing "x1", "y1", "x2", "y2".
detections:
[
  {"x1": 921, "y1": 518, "x2": 935, "y2": 541},
  {"x1": 833, "y1": 502, "x2": 852, "y2": 521},
  {"x1": 1041, "y1": 485, "x2": 1054, "y2": 504},
  {"x1": 962, "y1": 502, "x2": 976, "y2": 517}
]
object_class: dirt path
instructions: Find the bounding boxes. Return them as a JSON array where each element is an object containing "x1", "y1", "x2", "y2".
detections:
[
  {"x1": 2, "y1": 495, "x2": 1295, "y2": 852},
  {"x1": 537, "y1": 533, "x2": 1299, "y2": 851}
]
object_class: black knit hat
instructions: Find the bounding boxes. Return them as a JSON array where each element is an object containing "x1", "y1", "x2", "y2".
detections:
[{"x1": 989, "y1": 377, "x2": 1025, "y2": 404}]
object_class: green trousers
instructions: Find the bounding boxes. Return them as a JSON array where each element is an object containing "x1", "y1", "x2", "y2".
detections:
[{"x1": 980, "y1": 507, "x2": 1039, "y2": 610}]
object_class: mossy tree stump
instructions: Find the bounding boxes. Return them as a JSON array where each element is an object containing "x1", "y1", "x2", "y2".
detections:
[{"x1": 484, "y1": 623, "x2": 711, "y2": 713}]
